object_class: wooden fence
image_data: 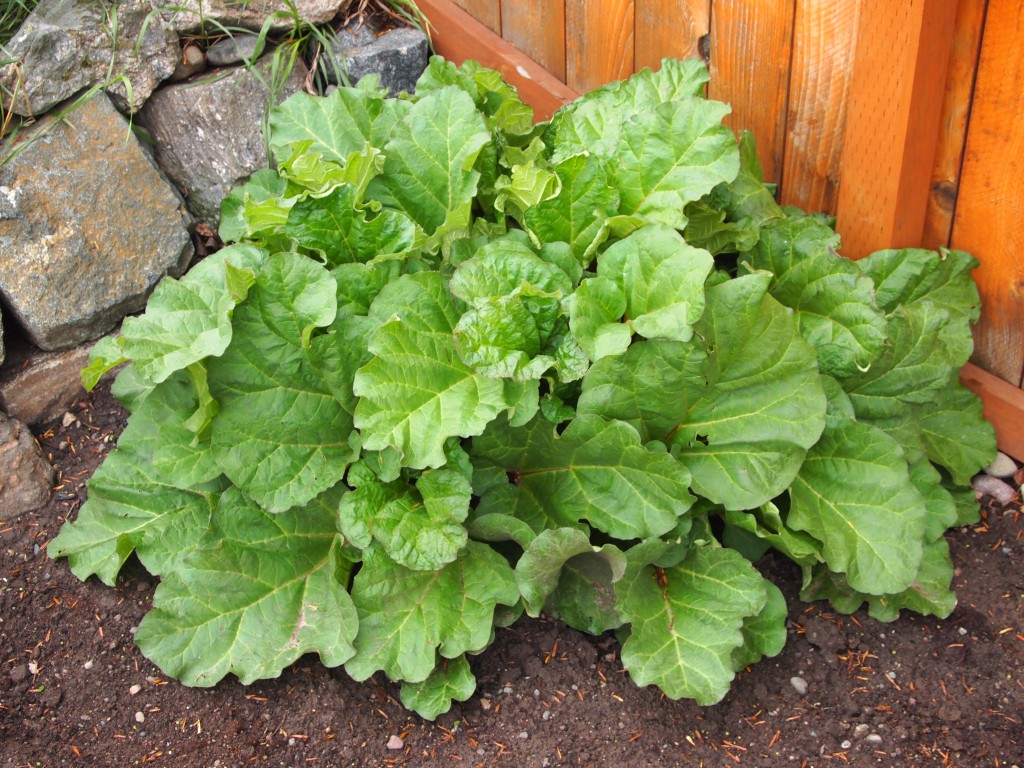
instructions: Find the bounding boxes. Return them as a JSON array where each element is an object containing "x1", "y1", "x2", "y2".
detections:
[{"x1": 416, "y1": 0, "x2": 1024, "y2": 459}]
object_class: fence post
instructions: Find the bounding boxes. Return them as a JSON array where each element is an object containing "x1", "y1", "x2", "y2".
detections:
[{"x1": 834, "y1": 0, "x2": 957, "y2": 260}]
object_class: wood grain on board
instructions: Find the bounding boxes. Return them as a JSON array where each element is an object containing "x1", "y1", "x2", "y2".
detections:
[
  {"x1": 634, "y1": 0, "x2": 710, "y2": 71},
  {"x1": 501, "y1": 0, "x2": 567, "y2": 81},
  {"x1": 835, "y1": 0, "x2": 957, "y2": 260},
  {"x1": 707, "y1": 0, "x2": 795, "y2": 185},
  {"x1": 951, "y1": 0, "x2": 1024, "y2": 385},
  {"x1": 921, "y1": 0, "x2": 987, "y2": 250},
  {"x1": 779, "y1": 0, "x2": 860, "y2": 214},
  {"x1": 416, "y1": 0, "x2": 580, "y2": 120},
  {"x1": 565, "y1": 0, "x2": 635, "y2": 93},
  {"x1": 449, "y1": 0, "x2": 501, "y2": 32}
]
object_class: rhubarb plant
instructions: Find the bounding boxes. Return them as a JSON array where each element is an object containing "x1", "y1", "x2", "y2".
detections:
[{"x1": 52, "y1": 57, "x2": 995, "y2": 717}]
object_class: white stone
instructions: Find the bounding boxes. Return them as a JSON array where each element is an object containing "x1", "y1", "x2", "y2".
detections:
[{"x1": 985, "y1": 451, "x2": 1018, "y2": 479}]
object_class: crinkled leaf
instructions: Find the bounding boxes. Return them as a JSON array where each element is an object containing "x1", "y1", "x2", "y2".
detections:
[
  {"x1": 843, "y1": 303, "x2": 967, "y2": 421},
  {"x1": 732, "y1": 580, "x2": 787, "y2": 670},
  {"x1": 48, "y1": 420, "x2": 220, "y2": 586},
  {"x1": 399, "y1": 655, "x2": 476, "y2": 720},
  {"x1": 722, "y1": 503, "x2": 823, "y2": 568},
  {"x1": 515, "y1": 528, "x2": 626, "y2": 634},
  {"x1": 788, "y1": 417, "x2": 926, "y2": 594},
  {"x1": 332, "y1": 260, "x2": 403, "y2": 318},
  {"x1": 219, "y1": 170, "x2": 291, "y2": 242},
  {"x1": 524, "y1": 153, "x2": 618, "y2": 265},
  {"x1": 372, "y1": 86, "x2": 490, "y2": 239},
  {"x1": 82, "y1": 335, "x2": 126, "y2": 391},
  {"x1": 453, "y1": 296, "x2": 558, "y2": 379},
  {"x1": 616, "y1": 544, "x2": 768, "y2": 705},
  {"x1": 470, "y1": 414, "x2": 694, "y2": 539},
  {"x1": 596, "y1": 224, "x2": 713, "y2": 342},
  {"x1": 744, "y1": 215, "x2": 887, "y2": 377},
  {"x1": 208, "y1": 253, "x2": 363, "y2": 512},
  {"x1": 346, "y1": 542, "x2": 519, "y2": 683},
  {"x1": 566, "y1": 276, "x2": 631, "y2": 362},
  {"x1": 415, "y1": 57, "x2": 534, "y2": 137},
  {"x1": 611, "y1": 97, "x2": 739, "y2": 229},
  {"x1": 116, "y1": 245, "x2": 268, "y2": 385},
  {"x1": 801, "y1": 538, "x2": 956, "y2": 622},
  {"x1": 338, "y1": 467, "x2": 470, "y2": 571},
  {"x1": 579, "y1": 274, "x2": 826, "y2": 509},
  {"x1": 449, "y1": 238, "x2": 573, "y2": 303},
  {"x1": 268, "y1": 86, "x2": 409, "y2": 166},
  {"x1": 858, "y1": 247, "x2": 981, "y2": 323},
  {"x1": 286, "y1": 184, "x2": 416, "y2": 266},
  {"x1": 917, "y1": 384, "x2": 996, "y2": 485},
  {"x1": 135, "y1": 487, "x2": 357, "y2": 686},
  {"x1": 354, "y1": 272, "x2": 514, "y2": 468},
  {"x1": 682, "y1": 200, "x2": 759, "y2": 256}
]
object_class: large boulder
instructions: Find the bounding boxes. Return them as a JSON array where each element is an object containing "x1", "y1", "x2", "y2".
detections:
[
  {"x1": 0, "y1": 0, "x2": 180, "y2": 116},
  {"x1": 0, "y1": 92, "x2": 193, "y2": 351},
  {"x1": 169, "y1": 0, "x2": 352, "y2": 35},
  {"x1": 328, "y1": 20, "x2": 428, "y2": 96},
  {"x1": 0, "y1": 411, "x2": 53, "y2": 519},
  {"x1": 137, "y1": 55, "x2": 309, "y2": 225}
]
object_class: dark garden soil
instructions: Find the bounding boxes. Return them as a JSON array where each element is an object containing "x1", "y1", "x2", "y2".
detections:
[{"x1": 1, "y1": 380, "x2": 1022, "y2": 768}]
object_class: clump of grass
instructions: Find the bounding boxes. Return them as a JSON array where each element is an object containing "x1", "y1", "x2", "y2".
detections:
[{"x1": 1, "y1": 0, "x2": 38, "y2": 47}]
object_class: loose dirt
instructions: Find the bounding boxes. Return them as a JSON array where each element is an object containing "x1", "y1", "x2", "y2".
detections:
[{"x1": 2, "y1": 380, "x2": 1022, "y2": 767}]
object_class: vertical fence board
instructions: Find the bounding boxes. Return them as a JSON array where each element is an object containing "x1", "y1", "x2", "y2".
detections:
[
  {"x1": 921, "y1": 0, "x2": 987, "y2": 250},
  {"x1": 565, "y1": 0, "x2": 635, "y2": 92},
  {"x1": 450, "y1": 0, "x2": 501, "y2": 32},
  {"x1": 779, "y1": 0, "x2": 860, "y2": 214},
  {"x1": 635, "y1": 0, "x2": 710, "y2": 70},
  {"x1": 836, "y1": 0, "x2": 957, "y2": 260},
  {"x1": 951, "y1": 0, "x2": 1024, "y2": 385},
  {"x1": 707, "y1": 0, "x2": 795, "y2": 185},
  {"x1": 501, "y1": 0, "x2": 567, "y2": 80}
]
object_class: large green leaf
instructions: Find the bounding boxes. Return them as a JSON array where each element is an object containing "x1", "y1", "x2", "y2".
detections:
[
  {"x1": 744, "y1": 215, "x2": 887, "y2": 377},
  {"x1": 917, "y1": 384, "x2": 997, "y2": 485},
  {"x1": 373, "y1": 86, "x2": 490, "y2": 239},
  {"x1": 857, "y1": 247, "x2": 981, "y2": 322},
  {"x1": 268, "y1": 83, "x2": 409, "y2": 166},
  {"x1": 732, "y1": 580, "x2": 788, "y2": 671},
  {"x1": 616, "y1": 544, "x2": 768, "y2": 705},
  {"x1": 592, "y1": 224, "x2": 713, "y2": 342},
  {"x1": 524, "y1": 153, "x2": 618, "y2": 265},
  {"x1": 346, "y1": 542, "x2": 519, "y2": 683},
  {"x1": 470, "y1": 414, "x2": 694, "y2": 540},
  {"x1": 579, "y1": 273, "x2": 826, "y2": 509},
  {"x1": 285, "y1": 184, "x2": 416, "y2": 266},
  {"x1": 788, "y1": 417, "x2": 926, "y2": 595},
  {"x1": 113, "y1": 245, "x2": 267, "y2": 385},
  {"x1": 611, "y1": 97, "x2": 738, "y2": 229},
  {"x1": 208, "y1": 253, "x2": 363, "y2": 513},
  {"x1": 353, "y1": 272, "x2": 514, "y2": 469},
  {"x1": 801, "y1": 538, "x2": 956, "y2": 622},
  {"x1": 135, "y1": 487, "x2": 357, "y2": 686},
  {"x1": 48, "y1": 373, "x2": 226, "y2": 585}
]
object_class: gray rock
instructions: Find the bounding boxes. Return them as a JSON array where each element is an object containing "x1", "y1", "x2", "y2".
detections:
[
  {"x1": 206, "y1": 34, "x2": 262, "y2": 66},
  {"x1": 0, "y1": 0, "x2": 179, "y2": 116},
  {"x1": 170, "y1": 44, "x2": 206, "y2": 81},
  {"x1": 0, "y1": 411, "x2": 53, "y2": 519},
  {"x1": 328, "y1": 22, "x2": 428, "y2": 95},
  {"x1": 137, "y1": 56, "x2": 309, "y2": 225},
  {"x1": 0, "y1": 342, "x2": 93, "y2": 426},
  {"x1": 169, "y1": 0, "x2": 352, "y2": 35},
  {"x1": 0, "y1": 92, "x2": 193, "y2": 350},
  {"x1": 789, "y1": 676, "x2": 808, "y2": 695}
]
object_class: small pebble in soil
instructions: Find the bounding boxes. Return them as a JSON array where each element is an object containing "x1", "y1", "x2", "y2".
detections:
[
  {"x1": 971, "y1": 474, "x2": 1016, "y2": 505},
  {"x1": 134, "y1": 711, "x2": 145, "y2": 723},
  {"x1": 985, "y1": 451, "x2": 1018, "y2": 479},
  {"x1": 518, "y1": 731, "x2": 529, "y2": 739},
  {"x1": 129, "y1": 684, "x2": 142, "y2": 695},
  {"x1": 854, "y1": 723, "x2": 869, "y2": 737},
  {"x1": 841, "y1": 740, "x2": 852, "y2": 749},
  {"x1": 386, "y1": 735, "x2": 404, "y2": 750},
  {"x1": 83, "y1": 660, "x2": 94, "y2": 670},
  {"x1": 789, "y1": 676, "x2": 808, "y2": 695},
  {"x1": 864, "y1": 733, "x2": 883, "y2": 745}
]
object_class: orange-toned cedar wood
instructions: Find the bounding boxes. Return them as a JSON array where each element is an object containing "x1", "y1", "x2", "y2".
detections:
[
  {"x1": 565, "y1": 0, "x2": 635, "y2": 93},
  {"x1": 501, "y1": 0, "x2": 568, "y2": 81}
]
